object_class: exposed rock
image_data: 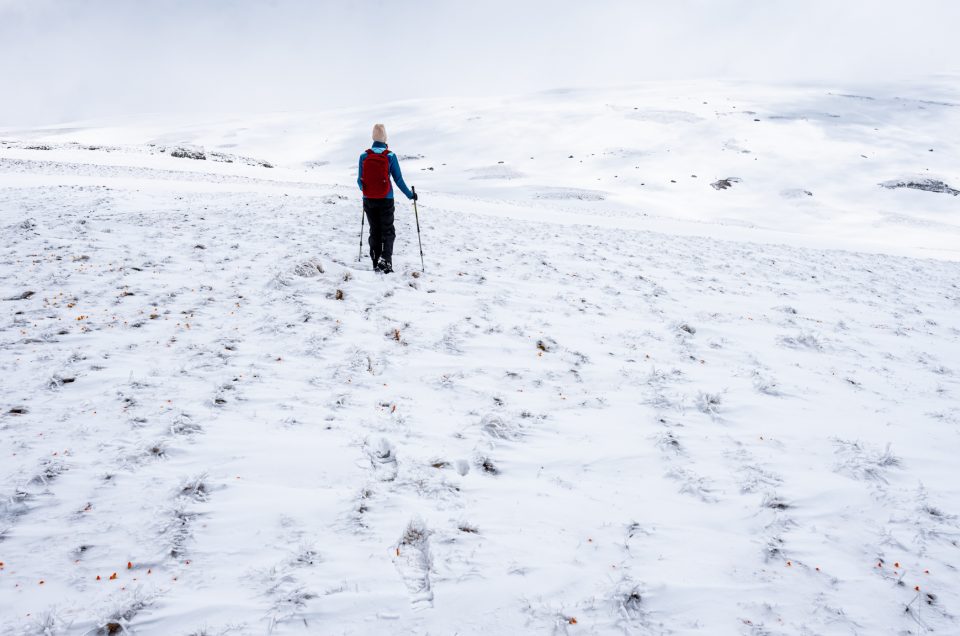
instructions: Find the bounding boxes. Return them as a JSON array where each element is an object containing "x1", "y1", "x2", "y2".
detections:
[
  {"x1": 3, "y1": 290, "x2": 34, "y2": 301},
  {"x1": 711, "y1": 177, "x2": 742, "y2": 190},
  {"x1": 880, "y1": 179, "x2": 959, "y2": 196},
  {"x1": 169, "y1": 147, "x2": 206, "y2": 160}
]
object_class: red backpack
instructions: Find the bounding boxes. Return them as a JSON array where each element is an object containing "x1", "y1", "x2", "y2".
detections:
[{"x1": 361, "y1": 149, "x2": 392, "y2": 198}]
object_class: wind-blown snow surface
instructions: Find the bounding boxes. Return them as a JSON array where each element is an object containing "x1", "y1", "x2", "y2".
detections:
[{"x1": 1, "y1": 82, "x2": 959, "y2": 634}]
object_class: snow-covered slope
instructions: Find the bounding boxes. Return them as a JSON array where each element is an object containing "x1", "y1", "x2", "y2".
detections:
[{"x1": 1, "y1": 81, "x2": 959, "y2": 635}]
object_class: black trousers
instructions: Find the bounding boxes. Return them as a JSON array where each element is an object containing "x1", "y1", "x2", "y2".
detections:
[{"x1": 363, "y1": 198, "x2": 396, "y2": 265}]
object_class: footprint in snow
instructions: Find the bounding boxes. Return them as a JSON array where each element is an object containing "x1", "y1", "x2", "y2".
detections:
[
  {"x1": 393, "y1": 518, "x2": 434, "y2": 610},
  {"x1": 366, "y1": 438, "x2": 398, "y2": 482}
]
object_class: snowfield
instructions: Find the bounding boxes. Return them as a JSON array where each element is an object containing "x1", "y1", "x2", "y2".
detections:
[{"x1": 1, "y1": 81, "x2": 959, "y2": 635}]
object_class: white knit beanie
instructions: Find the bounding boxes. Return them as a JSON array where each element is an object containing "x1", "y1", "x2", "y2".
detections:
[{"x1": 372, "y1": 123, "x2": 387, "y2": 144}]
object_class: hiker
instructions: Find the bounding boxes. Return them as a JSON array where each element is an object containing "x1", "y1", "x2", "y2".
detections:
[{"x1": 357, "y1": 123, "x2": 416, "y2": 274}]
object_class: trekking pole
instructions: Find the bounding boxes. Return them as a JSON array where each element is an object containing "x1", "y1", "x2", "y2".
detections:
[
  {"x1": 412, "y1": 187, "x2": 425, "y2": 273},
  {"x1": 358, "y1": 206, "x2": 364, "y2": 262}
]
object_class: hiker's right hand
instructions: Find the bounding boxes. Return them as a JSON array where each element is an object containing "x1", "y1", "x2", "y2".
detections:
[{"x1": 411, "y1": 191, "x2": 418, "y2": 201}]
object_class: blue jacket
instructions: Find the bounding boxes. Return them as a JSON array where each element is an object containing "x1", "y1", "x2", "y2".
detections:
[{"x1": 357, "y1": 141, "x2": 414, "y2": 199}]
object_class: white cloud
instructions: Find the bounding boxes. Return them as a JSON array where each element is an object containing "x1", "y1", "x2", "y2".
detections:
[{"x1": 1, "y1": 0, "x2": 958, "y2": 125}]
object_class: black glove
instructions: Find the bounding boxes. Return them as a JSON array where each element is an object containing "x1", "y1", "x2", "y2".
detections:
[{"x1": 411, "y1": 191, "x2": 418, "y2": 201}]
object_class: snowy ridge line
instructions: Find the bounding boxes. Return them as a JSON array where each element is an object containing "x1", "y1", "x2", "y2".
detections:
[
  {"x1": 827, "y1": 91, "x2": 960, "y2": 108},
  {"x1": 0, "y1": 157, "x2": 336, "y2": 192},
  {"x1": 0, "y1": 139, "x2": 275, "y2": 166}
]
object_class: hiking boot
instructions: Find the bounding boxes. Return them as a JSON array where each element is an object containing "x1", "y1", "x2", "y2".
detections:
[
  {"x1": 378, "y1": 257, "x2": 393, "y2": 274},
  {"x1": 371, "y1": 256, "x2": 382, "y2": 272}
]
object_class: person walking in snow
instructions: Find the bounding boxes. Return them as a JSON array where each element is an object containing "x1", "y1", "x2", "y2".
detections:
[{"x1": 357, "y1": 123, "x2": 416, "y2": 274}]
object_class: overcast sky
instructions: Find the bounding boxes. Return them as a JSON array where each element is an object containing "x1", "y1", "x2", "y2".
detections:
[{"x1": 2, "y1": 0, "x2": 958, "y2": 125}]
